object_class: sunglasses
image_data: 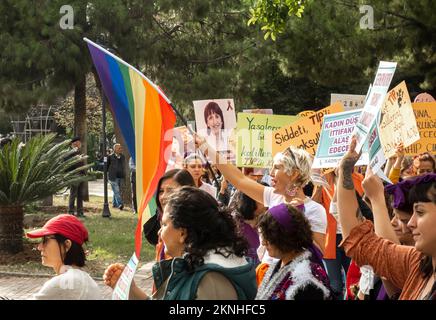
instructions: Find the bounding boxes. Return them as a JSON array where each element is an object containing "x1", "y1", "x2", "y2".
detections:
[
  {"x1": 41, "y1": 235, "x2": 57, "y2": 245},
  {"x1": 283, "y1": 147, "x2": 297, "y2": 164}
]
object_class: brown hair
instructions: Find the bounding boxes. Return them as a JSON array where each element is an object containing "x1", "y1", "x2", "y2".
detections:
[{"x1": 258, "y1": 204, "x2": 312, "y2": 254}]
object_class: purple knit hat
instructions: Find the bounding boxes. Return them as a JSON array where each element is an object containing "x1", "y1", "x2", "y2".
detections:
[{"x1": 385, "y1": 173, "x2": 436, "y2": 209}]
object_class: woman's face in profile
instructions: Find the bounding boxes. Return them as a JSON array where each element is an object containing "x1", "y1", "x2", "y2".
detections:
[
  {"x1": 158, "y1": 178, "x2": 181, "y2": 211},
  {"x1": 206, "y1": 112, "x2": 223, "y2": 135}
]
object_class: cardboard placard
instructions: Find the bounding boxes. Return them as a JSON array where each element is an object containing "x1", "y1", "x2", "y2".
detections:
[
  {"x1": 378, "y1": 81, "x2": 420, "y2": 158},
  {"x1": 353, "y1": 61, "x2": 397, "y2": 153},
  {"x1": 313, "y1": 109, "x2": 369, "y2": 168},
  {"x1": 236, "y1": 113, "x2": 298, "y2": 168},
  {"x1": 272, "y1": 102, "x2": 344, "y2": 156},
  {"x1": 404, "y1": 102, "x2": 436, "y2": 155}
]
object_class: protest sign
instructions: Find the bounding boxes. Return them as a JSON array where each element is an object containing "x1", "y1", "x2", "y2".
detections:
[
  {"x1": 404, "y1": 102, "x2": 436, "y2": 155},
  {"x1": 368, "y1": 111, "x2": 386, "y2": 174},
  {"x1": 353, "y1": 61, "x2": 397, "y2": 153},
  {"x1": 378, "y1": 81, "x2": 420, "y2": 158},
  {"x1": 330, "y1": 93, "x2": 366, "y2": 111},
  {"x1": 166, "y1": 126, "x2": 194, "y2": 170},
  {"x1": 414, "y1": 92, "x2": 435, "y2": 103},
  {"x1": 272, "y1": 102, "x2": 344, "y2": 156},
  {"x1": 112, "y1": 253, "x2": 139, "y2": 300},
  {"x1": 313, "y1": 109, "x2": 369, "y2": 168},
  {"x1": 297, "y1": 110, "x2": 316, "y2": 117},
  {"x1": 236, "y1": 113, "x2": 298, "y2": 168},
  {"x1": 193, "y1": 99, "x2": 236, "y2": 153}
]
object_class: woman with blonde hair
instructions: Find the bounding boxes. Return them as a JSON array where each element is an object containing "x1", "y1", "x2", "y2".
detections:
[{"x1": 196, "y1": 136, "x2": 327, "y2": 254}]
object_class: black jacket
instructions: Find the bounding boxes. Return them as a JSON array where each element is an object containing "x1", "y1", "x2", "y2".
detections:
[
  {"x1": 107, "y1": 153, "x2": 125, "y2": 180},
  {"x1": 65, "y1": 147, "x2": 86, "y2": 175}
]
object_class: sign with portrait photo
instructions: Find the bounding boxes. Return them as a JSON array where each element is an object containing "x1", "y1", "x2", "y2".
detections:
[{"x1": 193, "y1": 99, "x2": 237, "y2": 162}]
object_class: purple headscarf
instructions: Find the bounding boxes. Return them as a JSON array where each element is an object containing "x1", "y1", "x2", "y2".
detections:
[
  {"x1": 268, "y1": 203, "x2": 324, "y2": 267},
  {"x1": 385, "y1": 173, "x2": 436, "y2": 209}
]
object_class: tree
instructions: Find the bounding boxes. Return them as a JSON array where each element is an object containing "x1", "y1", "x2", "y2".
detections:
[
  {"x1": 273, "y1": 0, "x2": 436, "y2": 98},
  {"x1": 0, "y1": 134, "x2": 93, "y2": 253},
  {"x1": 247, "y1": 0, "x2": 306, "y2": 40}
]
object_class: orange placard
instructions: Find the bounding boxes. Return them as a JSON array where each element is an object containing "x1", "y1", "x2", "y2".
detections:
[
  {"x1": 272, "y1": 102, "x2": 344, "y2": 156},
  {"x1": 404, "y1": 102, "x2": 436, "y2": 155}
]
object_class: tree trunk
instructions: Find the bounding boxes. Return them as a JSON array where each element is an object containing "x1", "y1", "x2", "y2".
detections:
[
  {"x1": 0, "y1": 205, "x2": 24, "y2": 254},
  {"x1": 113, "y1": 118, "x2": 133, "y2": 209},
  {"x1": 74, "y1": 73, "x2": 89, "y2": 202}
]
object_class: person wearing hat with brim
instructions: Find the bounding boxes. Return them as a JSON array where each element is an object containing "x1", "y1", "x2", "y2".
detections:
[
  {"x1": 26, "y1": 214, "x2": 102, "y2": 300},
  {"x1": 67, "y1": 136, "x2": 86, "y2": 217}
]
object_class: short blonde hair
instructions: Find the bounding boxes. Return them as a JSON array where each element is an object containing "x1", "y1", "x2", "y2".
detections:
[{"x1": 273, "y1": 146, "x2": 313, "y2": 187}]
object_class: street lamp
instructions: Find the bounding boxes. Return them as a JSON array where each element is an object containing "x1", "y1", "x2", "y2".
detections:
[{"x1": 101, "y1": 93, "x2": 111, "y2": 218}]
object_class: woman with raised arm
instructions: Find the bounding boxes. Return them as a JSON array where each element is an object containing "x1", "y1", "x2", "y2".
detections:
[
  {"x1": 196, "y1": 135, "x2": 327, "y2": 254},
  {"x1": 337, "y1": 136, "x2": 436, "y2": 300}
]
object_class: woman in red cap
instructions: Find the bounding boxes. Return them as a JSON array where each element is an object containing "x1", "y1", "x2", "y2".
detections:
[{"x1": 26, "y1": 214, "x2": 102, "y2": 300}]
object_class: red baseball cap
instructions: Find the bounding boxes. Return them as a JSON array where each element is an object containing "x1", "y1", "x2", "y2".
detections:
[{"x1": 27, "y1": 214, "x2": 89, "y2": 245}]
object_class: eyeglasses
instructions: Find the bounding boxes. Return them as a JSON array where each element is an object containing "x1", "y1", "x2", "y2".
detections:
[{"x1": 41, "y1": 235, "x2": 56, "y2": 245}]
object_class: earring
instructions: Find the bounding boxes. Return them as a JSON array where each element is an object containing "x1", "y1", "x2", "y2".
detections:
[{"x1": 285, "y1": 183, "x2": 298, "y2": 197}]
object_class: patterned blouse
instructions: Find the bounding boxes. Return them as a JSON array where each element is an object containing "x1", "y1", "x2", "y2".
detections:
[{"x1": 255, "y1": 250, "x2": 332, "y2": 300}]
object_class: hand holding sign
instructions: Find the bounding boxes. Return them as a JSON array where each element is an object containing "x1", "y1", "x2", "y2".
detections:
[
  {"x1": 103, "y1": 263, "x2": 125, "y2": 289},
  {"x1": 361, "y1": 167, "x2": 385, "y2": 202},
  {"x1": 339, "y1": 136, "x2": 362, "y2": 182}
]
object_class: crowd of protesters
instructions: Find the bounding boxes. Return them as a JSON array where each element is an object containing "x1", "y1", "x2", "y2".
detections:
[
  {"x1": 6, "y1": 129, "x2": 435, "y2": 301},
  {"x1": 100, "y1": 133, "x2": 436, "y2": 301}
]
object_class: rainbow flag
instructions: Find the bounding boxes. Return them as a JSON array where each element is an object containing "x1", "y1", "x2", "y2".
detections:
[{"x1": 85, "y1": 38, "x2": 176, "y2": 258}]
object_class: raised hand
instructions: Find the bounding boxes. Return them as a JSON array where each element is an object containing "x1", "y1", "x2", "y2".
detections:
[
  {"x1": 362, "y1": 167, "x2": 385, "y2": 201},
  {"x1": 339, "y1": 136, "x2": 362, "y2": 190},
  {"x1": 103, "y1": 263, "x2": 125, "y2": 289}
]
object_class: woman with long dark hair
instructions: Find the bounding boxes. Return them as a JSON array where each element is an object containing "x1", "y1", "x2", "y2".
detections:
[{"x1": 104, "y1": 187, "x2": 257, "y2": 300}]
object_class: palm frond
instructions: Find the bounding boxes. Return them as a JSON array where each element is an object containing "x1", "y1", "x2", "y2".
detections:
[{"x1": 0, "y1": 134, "x2": 91, "y2": 206}]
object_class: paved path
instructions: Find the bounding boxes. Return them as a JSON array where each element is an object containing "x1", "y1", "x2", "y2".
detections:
[
  {"x1": 58, "y1": 179, "x2": 114, "y2": 198},
  {"x1": 88, "y1": 179, "x2": 113, "y2": 198},
  {"x1": 0, "y1": 263, "x2": 154, "y2": 300}
]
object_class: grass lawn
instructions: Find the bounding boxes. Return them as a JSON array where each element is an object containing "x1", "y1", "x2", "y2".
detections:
[{"x1": 0, "y1": 195, "x2": 156, "y2": 278}]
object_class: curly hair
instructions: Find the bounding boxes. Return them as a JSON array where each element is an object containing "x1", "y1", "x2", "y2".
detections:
[
  {"x1": 258, "y1": 204, "x2": 313, "y2": 254},
  {"x1": 230, "y1": 191, "x2": 258, "y2": 221},
  {"x1": 166, "y1": 186, "x2": 248, "y2": 271}
]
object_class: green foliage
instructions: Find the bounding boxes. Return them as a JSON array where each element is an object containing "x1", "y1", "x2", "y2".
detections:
[
  {"x1": 2, "y1": 0, "x2": 436, "y2": 123},
  {"x1": 247, "y1": 0, "x2": 306, "y2": 40},
  {"x1": 274, "y1": 0, "x2": 436, "y2": 96},
  {"x1": 0, "y1": 133, "x2": 93, "y2": 205}
]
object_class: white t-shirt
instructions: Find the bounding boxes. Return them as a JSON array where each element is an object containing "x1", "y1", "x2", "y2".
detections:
[
  {"x1": 263, "y1": 187, "x2": 327, "y2": 234},
  {"x1": 199, "y1": 182, "x2": 217, "y2": 199},
  {"x1": 260, "y1": 187, "x2": 327, "y2": 264},
  {"x1": 31, "y1": 266, "x2": 103, "y2": 300}
]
